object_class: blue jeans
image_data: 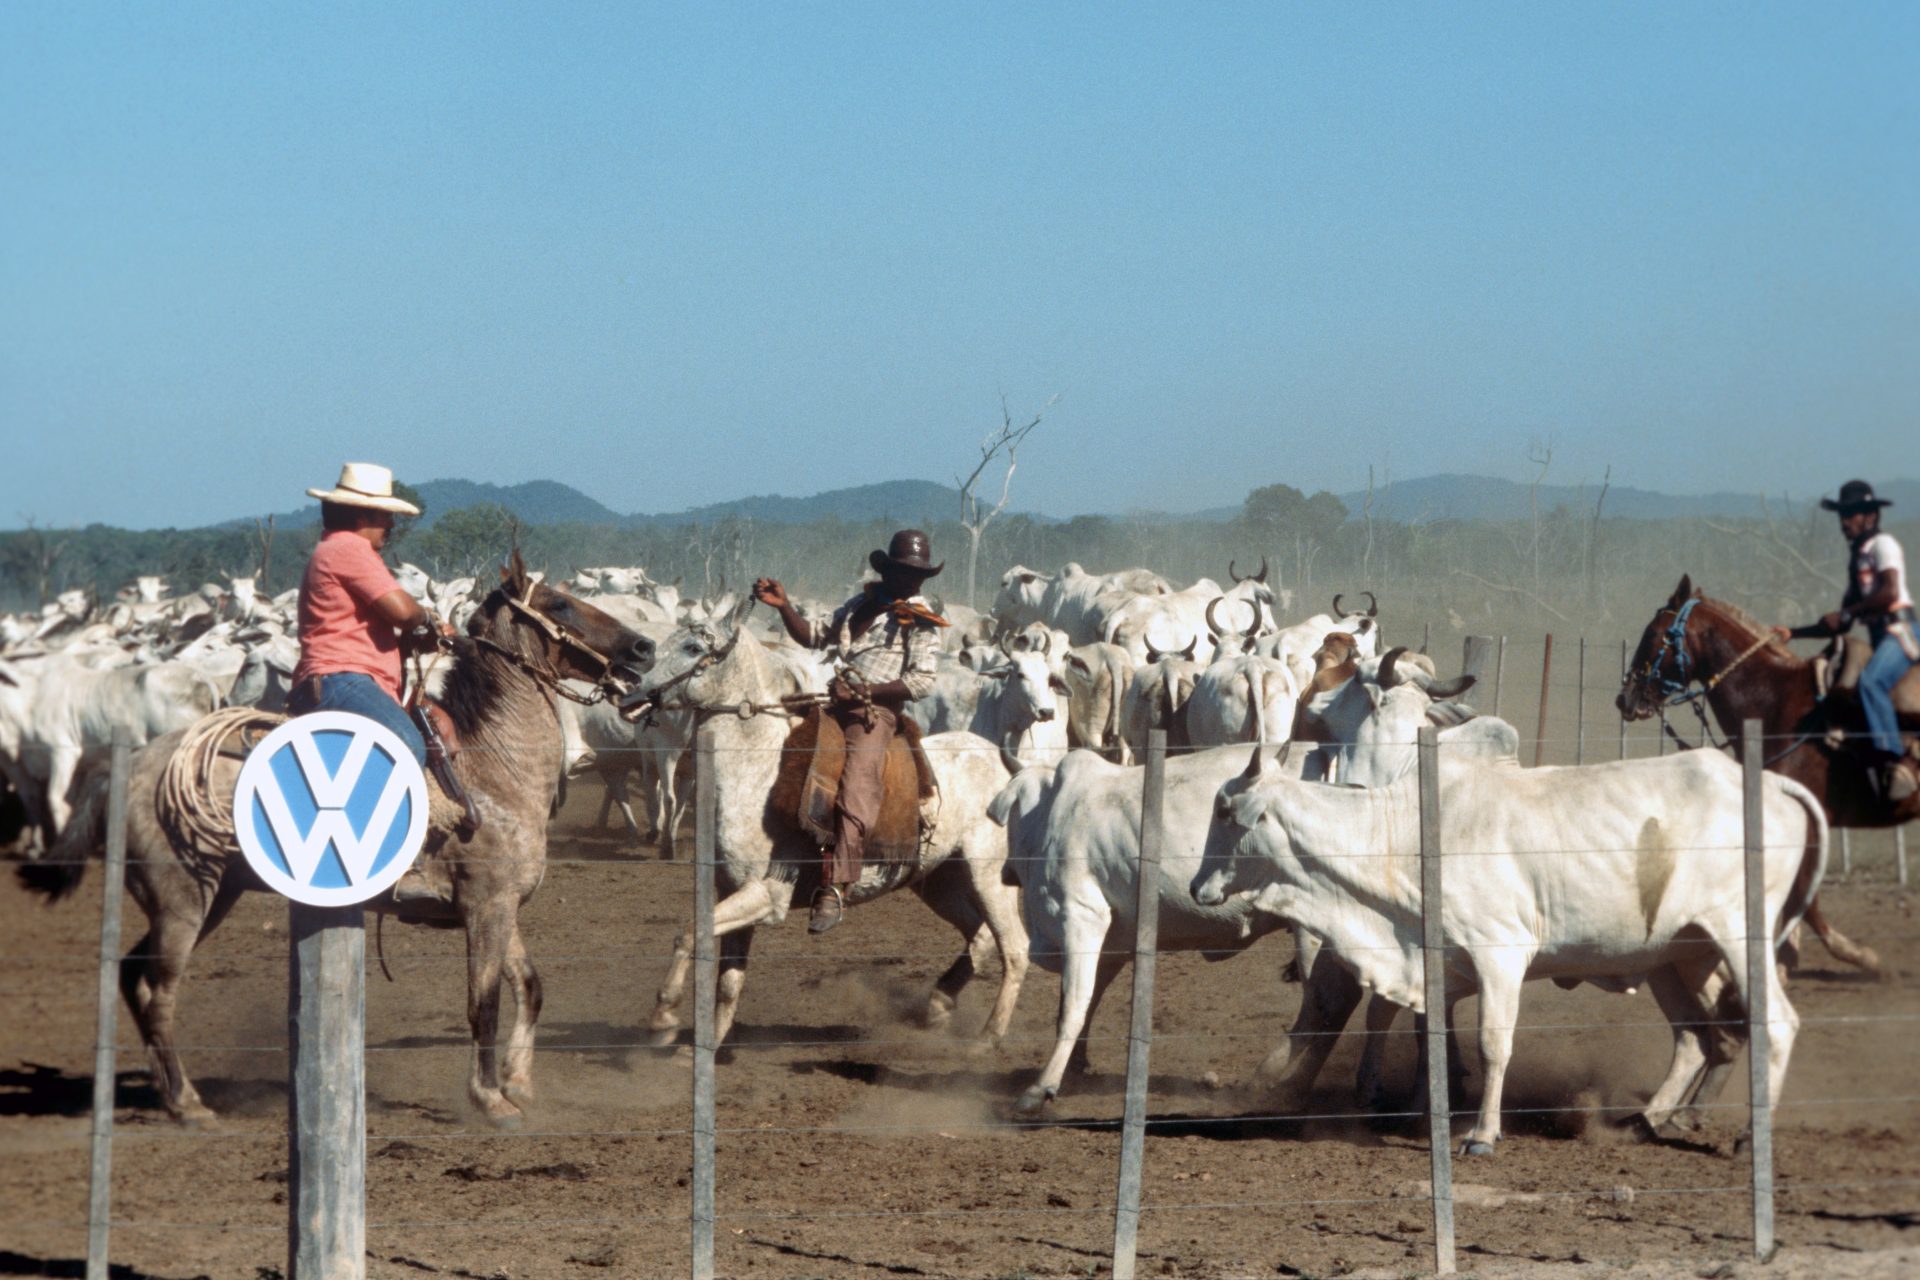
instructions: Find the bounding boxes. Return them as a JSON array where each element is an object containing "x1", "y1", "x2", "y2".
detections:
[
  {"x1": 291, "y1": 672, "x2": 427, "y2": 767},
  {"x1": 1859, "y1": 631, "x2": 1916, "y2": 759}
]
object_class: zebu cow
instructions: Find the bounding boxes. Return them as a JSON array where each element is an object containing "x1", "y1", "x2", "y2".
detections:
[
  {"x1": 911, "y1": 645, "x2": 1069, "y2": 766},
  {"x1": 1058, "y1": 642, "x2": 1134, "y2": 761},
  {"x1": 0, "y1": 654, "x2": 219, "y2": 840},
  {"x1": 627, "y1": 623, "x2": 1030, "y2": 1054},
  {"x1": 1119, "y1": 637, "x2": 1203, "y2": 761},
  {"x1": 1104, "y1": 570, "x2": 1276, "y2": 667},
  {"x1": 1259, "y1": 593, "x2": 1382, "y2": 692},
  {"x1": 1192, "y1": 703, "x2": 1828, "y2": 1153},
  {"x1": 993, "y1": 563, "x2": 1173, "y2": 646},
  {"x1": 1183, "y1": 653, "x2": 1299, "y2": 749}
]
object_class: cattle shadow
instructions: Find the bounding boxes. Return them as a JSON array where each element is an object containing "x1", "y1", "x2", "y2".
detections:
[
  {"x1": 0, "y1": 1250, "x2": 208, "y2": 1280},
  {"x1": 0, "y1": 1063, "x2": 284, "y2": 1121}
]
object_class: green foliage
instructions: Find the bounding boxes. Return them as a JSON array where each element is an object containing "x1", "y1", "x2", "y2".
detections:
[
  {"x1": 388, "y1": 481, "x2": 427, "y2": 551},
  {"x1": 414, "y1": 503, "x2": 520, "y2": 578}
]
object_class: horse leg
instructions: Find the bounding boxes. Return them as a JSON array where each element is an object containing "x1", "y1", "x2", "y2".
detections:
[
  {"x1": 605, "y1": 770, "x2": 643, "y2": 847},
  {"x1": 648, "y1": 879, "x2": 780, "y2": 1048},
  {"x1": 911, "y1": 862, "x2": 987, "y2": 1031},
  {"x1": 593, "y1": 774, "x2": 616, "y2": 831},
  {"x1": 499, "y1": 921, "x2": 543, "y2": 1113},
  {"x1": 120, "y1": 910, "x2": 215, "y2": 1123},
  {"x1": 711, "y1": 927, "x2": 755, "y2": 1048},
  {"x1": 1804, "y1": 896, "x2": 1883, "y2": 977},
  {"x1": 464, "y1": 902, "x2": 521, "y2": 1126}
]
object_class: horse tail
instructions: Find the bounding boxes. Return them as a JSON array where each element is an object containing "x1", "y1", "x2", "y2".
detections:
[{"x1": 16, "y1": 769, "x2": 111, "y2": 902}]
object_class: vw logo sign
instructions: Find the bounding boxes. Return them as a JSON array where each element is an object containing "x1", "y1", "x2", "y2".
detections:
[{"x1": 233, "y1": 711, "x2": 430, "y2": 907}]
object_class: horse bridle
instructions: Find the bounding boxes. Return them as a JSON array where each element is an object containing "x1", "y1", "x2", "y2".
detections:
[
  {"x1": 1625, "y1": 596, "x2": 1782, "y2": 754},
  {"x1": 469, "y1": 580, "x2": 635, "y2": 707}
]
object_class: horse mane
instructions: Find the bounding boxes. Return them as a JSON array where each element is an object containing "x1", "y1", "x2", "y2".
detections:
[
  {"x1": 440, "y1": 586, "x2": 524, "y2": 740},
  {"x1": 1698, "y1": 593, "x2": 1796, "y2": 658}
]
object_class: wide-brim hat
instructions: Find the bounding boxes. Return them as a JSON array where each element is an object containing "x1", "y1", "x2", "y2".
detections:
[
  {"x1": 306, "y1": 462, "x2": 421, "y2": 516},
  {"x1": 869, "y1": 529, "x2": 943, "y2": 578},
  {"x1": 1819, "y1": 479, "x2": 1893, "y2": 515}
]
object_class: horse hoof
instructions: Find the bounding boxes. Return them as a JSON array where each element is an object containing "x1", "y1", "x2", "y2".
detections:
[
  {"x1": 502, "y1": 1083, "x2": 535, "y2": 1112},
  {"x1": 173, "y1": 1106, "x2": 218, "y2": 1129},
  {"x1": 963, "y1": 1037, "x2": 998, "y2": 1060},
  {"x1": 475, "y1": 1096, "x2": 524, "y2": 1128},
  {"x1": 646, "y1": 1024, "x2": 680, "y2": 1049},
  {"x1": 1458, "y1": 1139, "x2": 1495, "y2": 1157},
  {"x1": 924, "y1": 999, "x2": 955, "y2": 1031},
  {"x1": 1010, "y1": 1088, "x2": 1053, "y2": 1118}
]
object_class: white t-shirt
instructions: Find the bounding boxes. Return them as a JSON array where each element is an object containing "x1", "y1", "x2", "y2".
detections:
[{"x1": 1852, "y1": 532, "x2": 1914, "y2": 611}]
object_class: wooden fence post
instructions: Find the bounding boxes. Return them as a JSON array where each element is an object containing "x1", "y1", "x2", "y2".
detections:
[
  {"x1": 1113, "y1": 729, "x2": 1168, "y2": 1280},
  {"x1": 692, "y1": 730, "x2": 717, "y2": 1280},
  {"x1": 1418, "y1": 725, "x2": 1456, "y2": 1274},
  {"x1": 1533, "y1": 635, "x2": 1555, "y2": 767},
  {"x1": 1575, "y1": 637, "x2": 1587, "y2": 765},
  {"x1": 1741, "y1": 720, "x2": 1776, "y2": 1261},
  {"x1": 288, "y1": 902, "x2": 366, "y2": 1280},
  {"x1": 86, "y1": 732, "x2": 132, "y2": 1280},
  {"x1": 1618, "y1": 640, "x2": 1629, "y2": 761}
]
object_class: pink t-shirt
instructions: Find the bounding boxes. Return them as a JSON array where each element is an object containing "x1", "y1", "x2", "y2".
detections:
[{"x1": 292, "y1": 531, "x2": 404, "y2": 698}]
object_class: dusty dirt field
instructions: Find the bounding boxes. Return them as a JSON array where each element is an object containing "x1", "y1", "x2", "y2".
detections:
[{"x1": 3, "y1": 782, "x2": 1917, "y2": 1280}]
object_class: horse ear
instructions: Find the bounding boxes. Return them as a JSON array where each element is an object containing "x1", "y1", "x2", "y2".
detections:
[{"x1": 1669, "y1": 574, "x2": 1694, "y2": 607}]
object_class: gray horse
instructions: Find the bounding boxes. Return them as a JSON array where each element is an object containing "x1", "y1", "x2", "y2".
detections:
[
  {"x1": 628, "y1": 616, "x2": 1030, "y2": 1054},
  {"x1": 21, "y1": 552, "x2": 645, "y2": 1127}
]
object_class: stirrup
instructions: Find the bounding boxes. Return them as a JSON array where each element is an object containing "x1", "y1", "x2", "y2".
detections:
[{"x1": 808, "y1": 885, "x2": 846, "y2": 934}]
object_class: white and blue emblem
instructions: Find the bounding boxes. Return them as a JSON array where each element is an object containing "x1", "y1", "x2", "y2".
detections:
[{"x1": 233, "y1": 711, "x2": 430, "y2": 907}]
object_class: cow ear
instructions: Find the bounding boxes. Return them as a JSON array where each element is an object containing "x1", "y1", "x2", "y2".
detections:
[
  {"x1": 1669, "y1": 574, "x2": 1694, "y2": 607},
  {"x1": 1067, "y1": 654, "x2": 1091, "y2": 674}
]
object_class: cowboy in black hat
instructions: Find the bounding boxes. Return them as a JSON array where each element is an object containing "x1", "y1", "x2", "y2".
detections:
[
  {"x1": 752, "y1": 531, "x2": 948, "y2": 932},
  {"x1": 1775, "y1": 480, "x2": 1918, "y2": 802}
]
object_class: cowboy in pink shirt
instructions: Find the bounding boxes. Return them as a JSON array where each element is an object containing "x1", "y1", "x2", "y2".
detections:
[{"x1": 289, "y1": 463, "x2": 458, "y2": 904}]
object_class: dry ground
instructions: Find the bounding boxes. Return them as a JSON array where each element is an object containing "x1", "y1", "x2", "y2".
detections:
[{"x1": 2, "y1": 783, "x2": 1916, "y2": 1280}]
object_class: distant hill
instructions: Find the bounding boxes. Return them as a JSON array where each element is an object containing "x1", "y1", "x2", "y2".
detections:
[
  {"x1": 627, "y1": 480, "x2": 965, "y2": 528},
  {"x1": 240, "y1": 478, "x2": 625, "y2": 530},
  {"x1": 218, "y1": 473, "x2": 1919, "y2": 532}
]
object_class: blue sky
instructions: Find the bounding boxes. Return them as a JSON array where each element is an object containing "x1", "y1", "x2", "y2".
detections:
[{"x1": 3, "y1": 3, "x2": 1913, "y2": 529}]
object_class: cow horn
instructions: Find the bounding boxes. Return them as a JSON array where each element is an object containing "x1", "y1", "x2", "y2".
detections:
[
  {"x1": 1426, "y1": 674, "x2": 1477, "y2": 700},
  {"x1": 1331, "y1": 594, "x2": 1349, "y2": 619},
  {"x1": 1036, "y1": 629, "x2": 1052, "y2": 657},
  {"x1": 1145, "y1": 641, "x2": 1166, "y2": 664},
  {"x1": 1242, "y1": 597, "x2": 1261, "y2": 639},
  {"x1": 1378, "y1": 645, "x2": 1408, "y2": 688},
  {"x1": 1255, "y1": 556, "x2": 1269, "y2": 584},
  {"x1": 1205, "y1": 597, "x2": 1229, "y2": 639},
  {"x1": 1363, "y1": 591, "x2": 1379, "y2": 618},
  {"x1": 999, "y1": 734, "x2": 1026, "y2": 776},
  {"x1": 1180, "y1": 638, "x2": 1198, "y2": 661},
  {"x1": 1228, "y1": 559, "x2": 1246, "y2": 584}
]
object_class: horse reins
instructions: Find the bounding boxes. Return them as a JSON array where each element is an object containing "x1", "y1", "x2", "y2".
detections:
[{"x1": 1629, "y1": 598, "x2": 1789, "y2": 755}]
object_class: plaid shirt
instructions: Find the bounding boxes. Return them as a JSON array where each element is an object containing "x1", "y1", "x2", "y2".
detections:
[{"x1": 811, "y1": 588, "x2": 942, "y2": 700}]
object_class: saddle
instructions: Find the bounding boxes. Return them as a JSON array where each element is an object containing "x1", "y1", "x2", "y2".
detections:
[
  {"x1": 1814, "y1": 635, "x2": 1920, "y2": 718},
  {"x1": 770, "y1": 708, "x2": 936, "y2": 865}
]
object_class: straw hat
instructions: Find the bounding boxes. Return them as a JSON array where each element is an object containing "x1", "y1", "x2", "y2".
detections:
[{"x1": 306, "y1": 463, "x2": 421, "y2": 516}]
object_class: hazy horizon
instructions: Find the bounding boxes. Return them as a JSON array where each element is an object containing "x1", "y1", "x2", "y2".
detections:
[{"x1": 4, "y1": 4, "x2": 1913, "y2": 529}]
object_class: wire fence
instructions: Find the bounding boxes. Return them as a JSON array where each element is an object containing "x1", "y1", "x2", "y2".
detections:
[{"x1": 4, "y1": 628, "x2": 1916, "y2": 1279}]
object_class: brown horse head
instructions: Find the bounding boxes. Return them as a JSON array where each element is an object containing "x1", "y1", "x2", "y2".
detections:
[
  {"x1": 468, "y1": 550, "x2": 649, "y2": 692},
  {"x1": 1616, "y1": 575, "x2": 1706, "y2": 721}
]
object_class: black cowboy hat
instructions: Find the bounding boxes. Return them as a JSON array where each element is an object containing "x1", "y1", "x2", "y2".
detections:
[
  {"x1": 1819, "y1": 479, "x2": 1894, "y2": 514},
  {"x1": 869, "y1": 529, "x2": 943, "y2": 578}
]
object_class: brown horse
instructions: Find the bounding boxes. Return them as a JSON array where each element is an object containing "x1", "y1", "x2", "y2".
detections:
[
  {"x1": 1618, "y1": 574, "x2": 1910, "y2": 976},
  {"x1": 20, "y1": 552, "x2": 646, "y2": 1125}
]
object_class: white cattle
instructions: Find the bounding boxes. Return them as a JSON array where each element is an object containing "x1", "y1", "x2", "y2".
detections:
[
  {"x1": 1104, "y1": 574, "x2": 1276, "y2": 667},
  {"x1": 0, "y1": 654, "x2": 218, "y2": 839},
  {"x1": 912, "y1": 648, "x2": 1069, "y2": 766},
  {"x1": 1192, "y1": 727, "x2": 1828, "y2": 1153},
  {"x1": 993, "y1": 564, "x2": 1172, "y2": 646},
  {"x1": 1119, "y1": 640, "x2": 1204, "y2": 761},
  {"x1": 1258, "y1": 594, "x2": 1382, "y2": 690},
  {"x1": 1058, "y1": 642, "x2": 1134, "y2": 762},
  {"x1": 1184, "y1": 655, "x2": 1299, "y2": 749}
]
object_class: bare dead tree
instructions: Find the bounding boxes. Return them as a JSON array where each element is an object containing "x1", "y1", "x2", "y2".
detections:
[
  {"x1": 1584, "y1": 464, "x2": 1610, "y2": 607},
  {"x1": 1361, "y1": 465, "x2": 1376, "y2": 586},
  {"x1": 1526, "y1": 436, "x2": 1553, "y2": 596},
  {"x1": 956, "y1": 394, "x2": 1057, "y2": 609},
  {"x1": 252, "y1": 515, "x2": 276, "y2": 587},
  {"x1": 15, "y1": 517, "x2": 68, "y2": 606}
]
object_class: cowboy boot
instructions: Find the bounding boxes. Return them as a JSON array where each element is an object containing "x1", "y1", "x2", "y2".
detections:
[{"x1": 391, "y1": 779, "x2": 469, "y2": 907}]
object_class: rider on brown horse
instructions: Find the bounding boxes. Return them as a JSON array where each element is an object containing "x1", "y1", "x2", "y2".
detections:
[
  {"x1": 752, "y1": 530, "x2": 946, "y2": 933},
  {"x1": 1772, "y1": 480, "x2": 1919, "y2": 803}
]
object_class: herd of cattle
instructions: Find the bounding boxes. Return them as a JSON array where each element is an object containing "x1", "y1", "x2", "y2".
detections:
[{"x1": 2, "y1": 557, "x2": 1829, "y2": 1152}]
